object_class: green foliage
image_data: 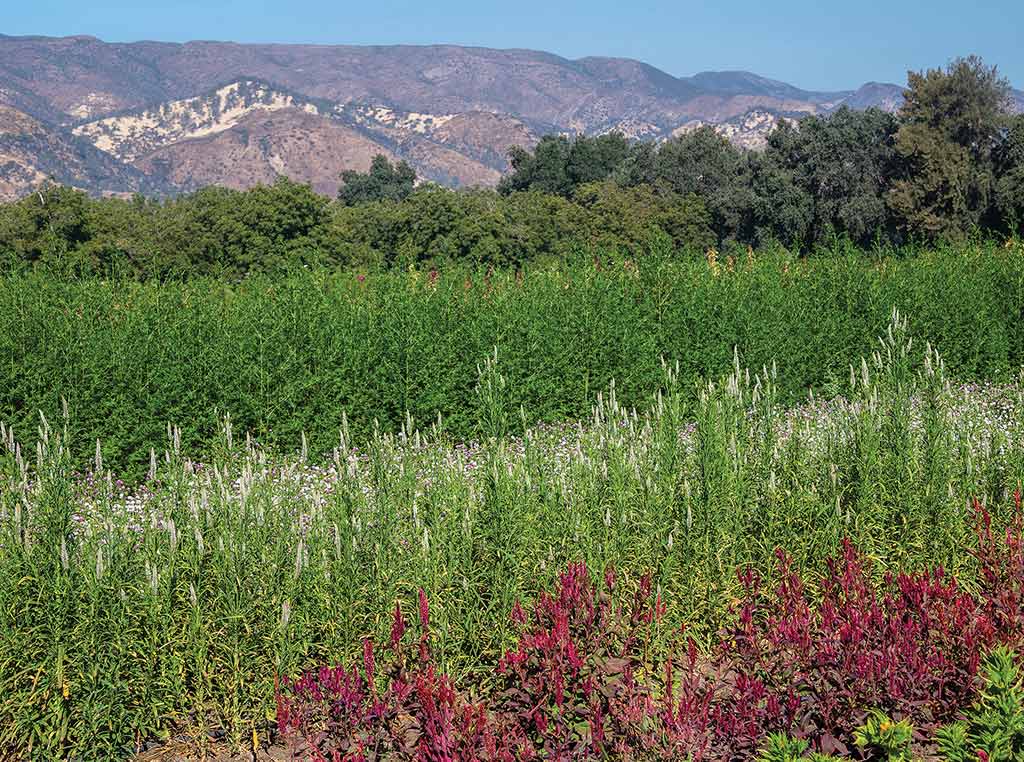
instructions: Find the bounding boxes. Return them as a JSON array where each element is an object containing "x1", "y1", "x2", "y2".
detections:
[
  {"x1": 622, "y1": 126, "x2": 756, "y2": 245},
  {"x1": 888, "y1": 121, "x2": 977, "y2": 240},
  {"x1": 1, "y1": 242, "x2": 1023, "y2": 478},
  {"x1": 763, "y1": 108, "x2": 899, "y2": 246},
  {"x1": 0, "y1": 177, "x2": 721, "y2": 275},
  {"x1": 498, "y1": 133, "x2": 631, "y2": 197},
  {"x1": 758, "y1": 712, "x2": 914, "y2": 762},
  {"x1": 995, "y1": 115, "x2": 1024, "y2": 232},
  {"x1": 853, "y1": 711, "x2": 915, "y2": 761},
  {"x1": 899, "y1": 56, "x2": 1012, "y2": 155},
  {"x1": 337, "y1": 153, "x2": 417, "y2": 206},
  {"x1": 889, "y1": 56, "x2": 1013, "y2": 240},
  {"x1": 310, "y1": 181, "x2": 714, "y2": 269},
  {"x1": 572, "y1": 181, "x2": 715, "y2": 253},
  {"x1": 565, "y1": 131, "x2": 632, "y2": 187},
  {"x1": 756, "y1": 732, "x2": 857, "y2": 761},
  {"x1": 748, "y1": 148, "x2": 814, "y2": 248},
  {"x1": 496, "y1": 55, "x2": 1019, "y2": 248},
  {"x1": 937, "y1": 647, "x2": 1024, "y2": 761},
  {"x1": 938, "y1": 724, "x2": 974, "y2": 762},
  {"x1": 162, "y1": 178, "x2": 332, "y2": 276},
  {"x1": 4, "y1": 56, "x2": 1019, "y2": 269},
  {"x1": 2, "y1": 317, "x2": 1024, "y2": 757},
  {"x1": 0, "y1": 178, "x2": 341, "y2": 278},
  {"x1": 500, "y1": 135, "x2": 572, "y2": 196},
  {"x1": 0, "y1": 182, "x2": 92, "y2": 264}
]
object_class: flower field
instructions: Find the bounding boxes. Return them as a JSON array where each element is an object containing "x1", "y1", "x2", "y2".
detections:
[{"x1": 2, "y1": 305, "x2": 1024, "y2": 758}]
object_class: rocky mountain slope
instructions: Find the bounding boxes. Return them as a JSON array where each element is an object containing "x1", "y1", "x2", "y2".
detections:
[
  {"x1": 0, "y1": 103, "x2": 166, "y2": 199},
  {"x1": 0, "y1": 34, "x2": 1020, "y2": 200}
]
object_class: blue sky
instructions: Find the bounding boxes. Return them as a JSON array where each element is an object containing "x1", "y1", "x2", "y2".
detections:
[{"x1": 5, "y1": 0, "x2": 1022, "y2": 91}]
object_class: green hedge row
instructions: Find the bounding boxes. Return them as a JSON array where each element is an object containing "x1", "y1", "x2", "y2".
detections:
[{"x1": 2, "y1": 243, "x2": 1022, "y2": 476}]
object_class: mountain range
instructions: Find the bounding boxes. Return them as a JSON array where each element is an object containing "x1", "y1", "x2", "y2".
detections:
[{"x1": 1, "y1": 34, "x2": 1021, "y2": 200}]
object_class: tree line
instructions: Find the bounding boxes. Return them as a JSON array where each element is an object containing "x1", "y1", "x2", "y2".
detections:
[
  {"x1": 1, "y1": 56, "x2": 1021, "y2": 278},
  {"x1": 500, "y1": 56, "x2": 1023, "y2": 246}
]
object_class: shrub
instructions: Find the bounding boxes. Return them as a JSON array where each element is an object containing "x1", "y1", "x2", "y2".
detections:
[
  {"x1": 277, "y1": 595, "x2": 516, "y2": 761},
  {"x1": 690, "y1": 541, "x2": 990, "y2": 754},
  {"x1": 492, "y1": 563, "x2": 662, "y2": 759},
  {"x1": 937, "y1": 646, "x2": 1024, "y2": 762},
  {"x1": 852, "y1": 711, "x2": 914, "y2": 761},
  {"x1": 277, "y1": 498, "x2": 1024, "y2": 760},
  {"x1": 975, "y1": 492, "x2": 1024, "y2": 644},
  {"x1": 3, "y1": 244, "x2": 1024, "y2": 477},
  {"x1": 757, "y1": 733, "x2": 843, "y2": 762},
  {"x1": 4, "y1": 312, "x2": 1024, "y2": 758}
]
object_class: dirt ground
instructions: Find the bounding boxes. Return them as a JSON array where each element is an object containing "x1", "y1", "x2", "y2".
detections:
[{"x1": 132, "y1": 739, "x2": 294, "y2": 762}]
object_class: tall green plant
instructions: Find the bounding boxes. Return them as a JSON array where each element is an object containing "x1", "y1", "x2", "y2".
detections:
[
  {"x1": 937, "y1": 648, "x2": 1024, "y2": 761},
  {"x1": 1, "y1": 315, "x2": 1023, "y2": 757}
]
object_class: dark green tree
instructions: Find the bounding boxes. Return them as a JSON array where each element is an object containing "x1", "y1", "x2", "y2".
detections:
[
  {"x1": 566, "y1": 132, "x2": 632, "y2": 187},
  {"x1": 498, "y1": 136, "x2": 573, "y2": 196},
  {"x1": 765, "y1": 108, "x2": 899, "y2": 245},
  {"x1": 995, "y1": 114, "x2": 1024, "y2": 231},
  {"x1": 0, "y1": 183, "x2": 92, "y2": 263},
  {"x1": 888, "y1": 56, "x2": 1013, "y2": 239},
  {"x1": 572, "y1": 181, "x2": 715, "y2": 254},
  {"x1": 156, "y1": 177, "x2": 330, "y2": 276},
  {"x1": 74, "y1": 193, "x2": 162, "y2": 275},
  {"x1": 498, "y1": 133, "x2": 631, "y2": 197},
  {"x1": 337, "y1": 154, "x2": 417, "y2": 206},
  {"x1": 641, "y1": 127, "x2": 755, "y2": 244},
  {"x1": 748, "y1": 150, "x2": 814, "y2": 248},
  {"x1": 899, "y1": 55, "x2": 1012, "y2": 157}
]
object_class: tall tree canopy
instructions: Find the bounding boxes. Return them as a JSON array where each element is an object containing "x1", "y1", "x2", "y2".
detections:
[
  {"x1": 762, "y1": 108, "x2": 899, "y2": 245},
  {"x1": 338, "y1": 154, "x2": 417, "y2": 206},
  {"x1": 888, "y1": 56, "x2": 1013, "y2": 239},
  {"x1": 631, "y1": 127, "x2": 755, "y2": 245},
  {"x1": 498, "y1": 133, "x2": 631, "y2": 197},
  {"x1": 995, "y1": 114, "x2": 1024, "y2": 230}
]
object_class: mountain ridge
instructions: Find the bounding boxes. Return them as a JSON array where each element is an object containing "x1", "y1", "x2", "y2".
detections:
[{"x1": 0, "y1": 34, "x2": 1020, "y2": 200}]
